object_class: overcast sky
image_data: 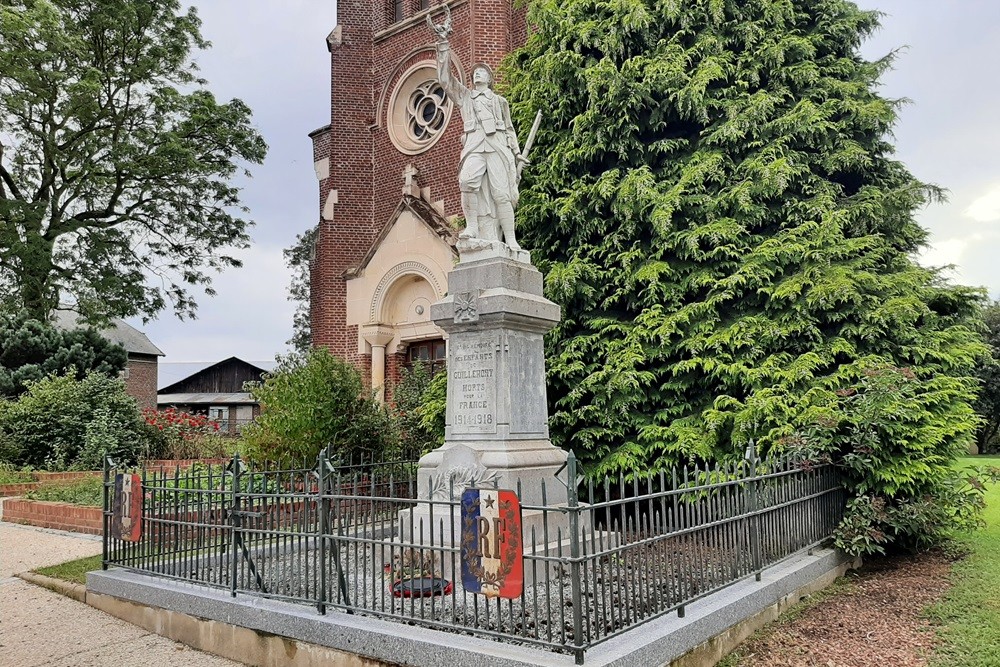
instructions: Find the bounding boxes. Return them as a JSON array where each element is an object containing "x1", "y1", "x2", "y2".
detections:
[{"x1": 130, "y1": 1, "x2": 1000, "y2": 362}]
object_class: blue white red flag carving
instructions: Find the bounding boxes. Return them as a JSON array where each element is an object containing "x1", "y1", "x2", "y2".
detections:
[
  {"x1": 111, "y1": 473, "x2": 142, "y2": 542},
  {"x1": 460, "y1": 488, "x2": 523, "y2": 598}
]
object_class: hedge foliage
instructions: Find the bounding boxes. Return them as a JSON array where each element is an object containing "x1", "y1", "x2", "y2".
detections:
[
  {"x1": 240, "y1": 347, "x2": 399, "y2": 464},
  {"x1": 501, "y1": 0, "x2": 988, "y2": 552}
]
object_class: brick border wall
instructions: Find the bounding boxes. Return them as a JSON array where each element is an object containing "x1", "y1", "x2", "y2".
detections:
[{"x1": 2, "y1": 499, "x2": 102, "y2": 534}]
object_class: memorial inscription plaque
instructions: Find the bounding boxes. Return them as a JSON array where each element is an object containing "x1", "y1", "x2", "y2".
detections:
[{"x1": 450, "y1": 335, "x2": 498, "y2": 434}]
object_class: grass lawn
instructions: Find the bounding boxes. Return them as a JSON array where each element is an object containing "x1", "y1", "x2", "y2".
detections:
[
  {"x1": 927, "y1": 455, "x2": 1000, "y2": 667},
  {"x1": 33, "y1": 554, "x2": 104, "y2": 585}
]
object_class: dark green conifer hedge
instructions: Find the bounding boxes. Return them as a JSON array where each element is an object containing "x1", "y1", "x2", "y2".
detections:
[{"x1": 503, "y1": 0, "x2": 988, "y2": 552}]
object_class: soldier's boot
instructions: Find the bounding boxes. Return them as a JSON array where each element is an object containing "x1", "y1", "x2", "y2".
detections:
[
  {"x1": 460, "y1": 192, "x2": 481, "y2": 239},
  {"x1": 497, "y1": 203, "x2": 520, "y2": 250}
]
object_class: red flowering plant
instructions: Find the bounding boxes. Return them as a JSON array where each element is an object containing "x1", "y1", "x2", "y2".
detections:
[{"x1": 141, "y1": 408, "x2": 225, "y2": 459}]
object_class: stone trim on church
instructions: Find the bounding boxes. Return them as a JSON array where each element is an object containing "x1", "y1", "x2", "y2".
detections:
[{"x1": 309, "y1": 0, "x2": 526, "y2": 400}]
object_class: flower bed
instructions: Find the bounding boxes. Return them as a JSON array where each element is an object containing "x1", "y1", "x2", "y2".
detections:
[{"x1": 0, "y1": 471, "x2": 102, "y2": 498}]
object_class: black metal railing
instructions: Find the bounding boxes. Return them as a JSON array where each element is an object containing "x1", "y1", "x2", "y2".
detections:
[{"x1": 103, "y1": 449, "x2": 846, "y2": 663}]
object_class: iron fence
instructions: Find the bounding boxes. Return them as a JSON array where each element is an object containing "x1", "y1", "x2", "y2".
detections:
[{"x1": 103, "y1": 449, "x2": 846, "y2": 663}]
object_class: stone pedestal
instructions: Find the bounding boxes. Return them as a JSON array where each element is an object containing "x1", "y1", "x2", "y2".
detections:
[{"x1": 418, "y1": 250, "x2": 565, "y2": 506}]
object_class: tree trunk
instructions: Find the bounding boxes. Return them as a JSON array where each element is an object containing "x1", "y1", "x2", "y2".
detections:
[{"x1": 16, "y1": 231, "x2": 58, "y2": 322}]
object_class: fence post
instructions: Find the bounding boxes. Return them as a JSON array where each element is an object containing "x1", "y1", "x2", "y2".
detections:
[
  {"x1": 746, "y1": 443, "x2": 763, "y2": 582},
  {"x1": 566, "y1": 450, "x2": 585, "y2": 665},
  {"x1": 230, "y1": 453, "x2": 241, "y2": 598},
  {"x1": 317, "y1": 447, "x2": 328, "y2": 615},
  {"x1": 102, "y1": 454, "x2": 113, "y2": 570}
]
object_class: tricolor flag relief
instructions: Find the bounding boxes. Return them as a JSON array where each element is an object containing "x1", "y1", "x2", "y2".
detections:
[
  {"x1": 460, "y1": 488, "x2": 523, "y2": 598},
  {"x1": 111, "y1": 473, "x2": 143, "y2": 542}
]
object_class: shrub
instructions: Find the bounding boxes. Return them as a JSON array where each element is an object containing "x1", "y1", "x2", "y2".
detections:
[
  {"x1": 0, "y1": 314, "x2": 127, "y2": 398},
  {"x1": 0, "y1": 371, "x2": 160, "y2": 469},
  {"x1": 393, "y1": 362, "x2": 442, "y2": 455},
  {"x1": 241, "y1": 348, "x2": 399, "y2": 464},
  {"x1": 789, "y1": 363, "x2": 988, "y2": 555},
  {"x1": 419, "y1": 369, "x2": 447, "y2": 452},
  {"x1": 141, "y1": 408, "x2": 229, "y2": 459}
]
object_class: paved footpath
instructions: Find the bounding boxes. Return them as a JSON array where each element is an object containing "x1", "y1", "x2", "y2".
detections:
[{"x1": 0, "y1": 517, "x2": 243, "y2": 667}]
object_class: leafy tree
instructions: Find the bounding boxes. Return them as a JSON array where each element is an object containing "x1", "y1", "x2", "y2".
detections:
[
  {"x1": 392, "y1": 361, "x2": 443, "y2": 454},
  {"x1": 0, "y1": 370, "x2": 160, "y2": 469},
  {"x1": 0, "y1": 313, "x2": 126, "y2": 397},
  {"x1": 504, "y1": 0, "x2": 985, "y2": 479},
  {"x1": 283, "y1": 225, "x2": 316, "y2": 356},
  {"x1": 973, "y1": 300, "x2": 1000, "y2": 453},
  {"x1": 241, "y1": 348, "x2": 399, "y2": 464},
  {"x1": 0, "y1": 0, "x2": 267, "y2": 323}
]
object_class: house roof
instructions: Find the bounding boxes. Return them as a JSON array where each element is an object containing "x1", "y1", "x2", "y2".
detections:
[
  {"x1": 157, "y1": 357, "x2": 277, "y2": 392},
  {"x1": 157, "y1": 392, "x2": 257, "y2": 405},
  {"x1": 51, "y1": 311, "x2": 164, "y2": 357}
]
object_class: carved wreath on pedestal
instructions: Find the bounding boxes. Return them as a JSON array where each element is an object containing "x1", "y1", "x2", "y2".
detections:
[{"x1": 428, "y1": 465, "x2": 500, "y2": 500}]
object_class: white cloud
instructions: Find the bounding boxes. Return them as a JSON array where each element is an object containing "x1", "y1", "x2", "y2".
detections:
[
  {"x1": 965, "y1": 186, "x2": 1000, "y2": 223},
  {"x1": 130, "y1": 244, "x2": 296, "y2": 362},
  {"x1": 919, "y1": 237, "x2": 972, "y2": 269}
]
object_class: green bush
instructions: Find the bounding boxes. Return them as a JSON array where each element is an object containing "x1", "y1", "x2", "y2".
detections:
[
  {"x1": 241, "y1": 348, "x2": 399, "y2": 464},
  {"x1": 25, "y1": 475, "x2": 103, "y2": 506},
  {"x1": 419, "y1": 369, "x2": 446, "y2": 452},
  {"x1": 0, "y1": 371, "x2": 161, "y2": 470},
  {"x1": 0, "y1": 314, "x2": 127, "y2": 398},
  {"x1": 393, "y1": 362, "x2": 443, "y2": 455},
  {"x1": 790, "y1": 363, "x2": 988, "y2": 555}
]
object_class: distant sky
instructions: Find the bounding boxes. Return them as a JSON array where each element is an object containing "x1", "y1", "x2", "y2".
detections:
[{"x1": 130, "y1": 1, "x2": 1000, "y2": 362}]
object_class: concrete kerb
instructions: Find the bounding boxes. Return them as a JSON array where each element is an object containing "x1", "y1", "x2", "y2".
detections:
[
  {"x1": 86, "y1": 547, "x2": 857, "y2": 667},
  {"x1": 16, "y1": 570, "x2": 87, "y2": 602}
]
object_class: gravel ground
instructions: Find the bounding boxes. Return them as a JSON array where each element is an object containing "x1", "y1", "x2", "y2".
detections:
[
  {"x1": 172, "y1": 533, "x2": 764, "y2": 650},
  {"x1": 726, "y1": 550, "x2": 954, "y2": 667}
]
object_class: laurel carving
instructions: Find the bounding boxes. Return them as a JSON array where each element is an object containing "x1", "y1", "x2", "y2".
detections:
[{"x1": 428, "y1": 465, "x2": 501, "y2": 500}]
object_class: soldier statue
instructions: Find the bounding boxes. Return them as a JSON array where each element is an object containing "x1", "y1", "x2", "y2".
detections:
[{"x1": 427, "y1": 6, "x2": 527, "y2": 250}]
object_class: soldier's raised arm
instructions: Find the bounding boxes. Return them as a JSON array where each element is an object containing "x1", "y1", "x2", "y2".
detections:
[{"x1": 427, "y1": 6, "x2": 466, "y2": 100}]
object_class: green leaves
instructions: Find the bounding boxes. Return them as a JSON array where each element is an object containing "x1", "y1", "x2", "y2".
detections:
[
  {"x1": 240, "y1": 348, "x2": 399, "y2": 465},
  {"x1": 502, "y1": 0, "x2": 984, "y2": 489},
  {"x1": 0, "y1": 370, "x2": 154, "y2": 469},
  {"x1": 0, "y1": 0, "x2": 266, "y2": 323},
  {"x1": 0, "y1": 313, "x2": 127, "y2": 398}
]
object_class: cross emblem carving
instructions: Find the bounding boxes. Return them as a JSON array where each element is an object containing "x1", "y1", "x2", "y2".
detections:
[{"x1": 402, "y1": 164, "x2": 419, "y2": 191}]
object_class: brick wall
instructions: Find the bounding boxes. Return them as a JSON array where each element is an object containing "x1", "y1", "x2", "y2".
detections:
[
  {"x1": 1, "y1": 499, "x2": 102, "y2": 535},
  {"x1": 125, "y1": 354, "x2": 158, "y2": 410},
  {"x1": 311, "y1": 0, "x2": 527, "y2": 379}
]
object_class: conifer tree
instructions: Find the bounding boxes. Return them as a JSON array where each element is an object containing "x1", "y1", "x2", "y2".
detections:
[{"x1": 503, "y1": 0, "x2": 985, "y2": 478}]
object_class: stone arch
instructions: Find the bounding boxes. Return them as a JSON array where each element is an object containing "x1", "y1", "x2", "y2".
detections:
[{"x1": 369, "y1": 260, "x2": 444, "y2": 324}]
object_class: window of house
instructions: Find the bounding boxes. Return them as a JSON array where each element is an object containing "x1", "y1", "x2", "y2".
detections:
[
  {"x1": 419, "y1": 0, "x2": 430, "y2": 10},
  {"x1": 209, "y1": 406, "x2": 230, "y2": 432},
  {"x1": 393, "y1": 0, "x2": 404, "y2": 23},
  {"x1": 406, "y1": 339, "x2": 446, "y2": 376}
]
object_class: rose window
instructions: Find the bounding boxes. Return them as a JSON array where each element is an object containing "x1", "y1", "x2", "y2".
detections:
[
  {"x1": 387, "y1": 63, "x2": 454, "y2": 155},
  {"x1": 407, "y1": 81, "x2": 447, "y2": 144}
]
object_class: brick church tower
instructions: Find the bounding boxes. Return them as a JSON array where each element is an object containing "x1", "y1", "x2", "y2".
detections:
[{"x1": 309, "y1": 1, "x2": 527, "y2": 398}]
